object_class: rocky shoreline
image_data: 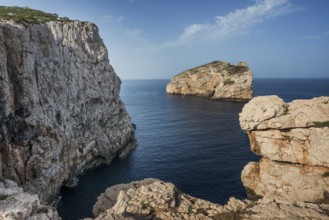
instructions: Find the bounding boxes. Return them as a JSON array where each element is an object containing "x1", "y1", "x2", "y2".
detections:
[
  {"x1": 85, "y1": 96, "x2": 329, "y2": 219},
  {"x1": 1, "y1": 8, "x2": 329, "y2": 220}
]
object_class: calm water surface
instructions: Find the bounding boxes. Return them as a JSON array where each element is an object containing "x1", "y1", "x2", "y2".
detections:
[{"x1": 58, "y1": 78, "x2": 329, "y2": 219}]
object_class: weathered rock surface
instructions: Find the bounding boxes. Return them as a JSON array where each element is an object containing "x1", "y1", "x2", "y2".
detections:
[
  {"x1": 242, "y1": 158, "x2": 329, "y2": 203},
  {"x1": 166, "y1": 61, "x2": 253, "y2": 101},
  {"x1": 89, "y1": 178, "x2": 329, "y2": 220},
  {"x1": 0, "y1": 179, "x2": 60, "y2": 219},
  {"x1": 0, "y1": 20, "x2": 135, "y2": 202},
  {"x1": 240, "y1": 95, "x2": 329, "y2": 203}
]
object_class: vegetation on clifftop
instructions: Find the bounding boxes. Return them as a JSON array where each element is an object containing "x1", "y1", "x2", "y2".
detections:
[{"x1": 0, "y1": 6, "x2": 70, "y2": 23}]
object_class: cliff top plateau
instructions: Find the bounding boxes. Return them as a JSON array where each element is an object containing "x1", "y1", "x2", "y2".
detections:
[{"x1": 0, "y1": 6, "x2": 72, "y2": 23}]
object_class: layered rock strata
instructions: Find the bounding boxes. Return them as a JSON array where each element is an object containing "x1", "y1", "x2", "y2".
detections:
[
  {"x1": 240, "y1": 96, "x2": 329, "y2": 203},
  {"x1": 0, "y1": 20, "x2": 135, "y2": 202},
  {"x1": 89, "y1": 178, "x2": 329, "y2": 220},
  {"x1": 166, "y1": 61, "x2": 252, "y2": 100}
]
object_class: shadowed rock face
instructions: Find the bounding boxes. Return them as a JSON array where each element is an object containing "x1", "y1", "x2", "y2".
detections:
[
  {"x1": 166, "y1": 61, "x2": 253, "y2": 101},
  {"x1": 240, "y1": 96, "x2": 329, "y2": 203},
  {"x1": 0, "y1": 20, "x2": 135, "y2": 202}
]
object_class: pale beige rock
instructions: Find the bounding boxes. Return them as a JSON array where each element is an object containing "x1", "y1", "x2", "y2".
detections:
[
  {"x1": 166, "y1": 61, "x2": 253, "y2": 101},
  {"x1": 248, "y1": 127, "x2": 329, "y2": 167},
  {"x1": 90, "y1": 179, "x2": 329, "y2": 220},
  {"x1": 240, "y1": 96, "x2": 329, "y2": 167},
  {"x1": 0, "y1": 179, "x2": 60, "y2": 220},
  {"x1": 0, "y1": 20, "x2": 135, "y2": 202},
  {"x1": 242, "y1": 158, "x2": 329, "y2": 204},
  {"x1": 240, "y1": 96, "x2": 329, "y2": 130}
]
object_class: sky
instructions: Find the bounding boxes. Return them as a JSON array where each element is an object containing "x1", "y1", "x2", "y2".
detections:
[{"x1": 1, "y1": 0, "x2": 329, "y2": 79}]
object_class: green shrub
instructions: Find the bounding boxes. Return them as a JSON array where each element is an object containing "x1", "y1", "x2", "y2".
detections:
[
  {"x1": 313, "y1": 121, "x2": 329, "y2": 128},
  {"x1": 0, "y1": 193, "x2": 9, "y2": 200},
  {"x1": 0, "y1": 6, "x2": 71, "y2": 23}
]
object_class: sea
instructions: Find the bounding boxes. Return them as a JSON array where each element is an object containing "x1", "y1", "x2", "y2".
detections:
[{"x1": 57, "y1": 78, "x2": 329, "y2": 220}]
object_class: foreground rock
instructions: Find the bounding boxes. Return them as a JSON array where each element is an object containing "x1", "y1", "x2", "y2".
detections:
[
  {"x1": 0, "y1": 19, "x2": 135, "y2": 202},
  {"x1": 166, "y1": 61, "x2": 252, "y2": 101},
  {"x1": 0, "y1": 179, "x2": 59, "y2": 219},
  {"x1": 240, "y1": 96, "x2": 329, "y2": 203},
  {"x1": 89, "y1": 178, "x2": 329, "y2": 220}
]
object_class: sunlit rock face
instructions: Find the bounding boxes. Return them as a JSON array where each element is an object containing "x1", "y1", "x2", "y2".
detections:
[
  {"x1": 90, "y1": 178, "x2": 329, "y2": 220},
  {"x1": 0, "y1": 20, "x2": 135, "y2": 202},
  {"x1": 166, "y1": 61, "x2": 253, "y2": 101},
  {"x1": 240, "y1": 95, "x2": 329, "y2": 203}
]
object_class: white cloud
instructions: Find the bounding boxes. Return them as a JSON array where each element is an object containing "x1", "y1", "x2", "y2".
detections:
[
  {"x1": 101, "y1": 15, "x2": 125, "y2": 24},
  {"x1": 178, "y1": 0, "x2": 300, "y2": 43},
  {"x1": 298, "y1": 35, "x2": 321, "y2": 40}
]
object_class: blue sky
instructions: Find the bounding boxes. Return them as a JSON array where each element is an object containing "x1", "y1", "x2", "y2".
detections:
[{"x1": 1, "y1": 0, "x2": 329, "y2": 79}]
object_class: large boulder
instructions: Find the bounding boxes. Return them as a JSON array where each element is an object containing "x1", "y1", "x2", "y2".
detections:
[{"x1": 166, "y1": 61, "x2": 253, "y2": 101}]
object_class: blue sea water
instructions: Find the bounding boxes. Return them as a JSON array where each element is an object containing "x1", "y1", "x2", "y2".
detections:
[{"x1": 57, "y1": 78, "x2": 329, "y2": 219}]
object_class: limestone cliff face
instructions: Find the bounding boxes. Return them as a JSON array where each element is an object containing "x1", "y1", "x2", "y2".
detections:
[
  {"x1": 0, "y1": 20, "x2": 135, "y2": 202},
  {"x1": 166, "y1": 61, "x2": 253, "y2": 101},
  {"x1": 240, "y1": 96, "x2": 329, "y2": 203}
]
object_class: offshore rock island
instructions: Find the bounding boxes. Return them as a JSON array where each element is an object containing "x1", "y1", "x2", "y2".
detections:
[
  {"x1": 166, "y1": 61, "x2": 253, "y2": 101},
  {"x1": 0, "y1": 7, "x2": 135, "y2": 219}
]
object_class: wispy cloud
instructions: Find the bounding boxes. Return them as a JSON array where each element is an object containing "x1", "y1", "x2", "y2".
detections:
[
  {"x1": 298, "y1": 35, "x2": 321, "y2": 40},
  {"x1": 101, "y1": 15, "x2": 125, "y2": 24},
  {"x1": 298, "y1": 30, "x2": 329, "y2": 40},
  {"x1": 177, "y1": 0, "x2": 301, "y2": 44}
]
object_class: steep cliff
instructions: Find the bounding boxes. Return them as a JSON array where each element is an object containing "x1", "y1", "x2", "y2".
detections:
[
  {"x1": 166, "y1": 61, "x2": 252, "y2": 101},
  {"x1": 0, "y1": 19, "x2": 135, "y2": 202},
  {"x1": 240, "y1": 96, "x2": 329, "y2": 203}
]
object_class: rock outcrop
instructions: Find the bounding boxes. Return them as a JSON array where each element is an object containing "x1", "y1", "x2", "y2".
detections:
[
  {"x1": 89, "y1": 178, "x2": 329, "y2": 220},
  {"x1": 166, "y1": 61, "x2": 252, "y2": 101},
  {"x1": 240, "y1": 96, "x2": 329, "y2": 203},
  {"x1": 0, "y1": 178, "x2": 60, "y2": 219},
  {"x1": 0, "y1": 19, "x2": 135, "y2": 203}
]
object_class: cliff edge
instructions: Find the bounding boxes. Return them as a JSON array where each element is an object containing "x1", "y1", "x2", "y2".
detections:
[
  {"x1": 0, "y1": 16, "x2": 135, "y2": 204},
  {"x1": 166, "y1": 61, "x2": 253, "y2": 101}
]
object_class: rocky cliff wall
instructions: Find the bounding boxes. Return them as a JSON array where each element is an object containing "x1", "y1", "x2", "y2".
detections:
[
  {"x1": 0, "y1": 20, "x2": 135, "y2": 202},
  {"x1": 240, "y1": 96, "x2": 329, "y2": 203},
  {"x1": 166, "y1": 61, "x2": 252, "y2": 101}
]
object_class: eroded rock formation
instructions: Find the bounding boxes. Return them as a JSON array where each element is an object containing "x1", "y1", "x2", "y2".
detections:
[
  {"x1": 0, "y1": 20, "x2": 135, "y2": 203},
  {"x1": 166, "y1": 61, "x2": 252, "y2": 101},
  {"x1": 89, "y1": 178, "x2": 329, "y2": 220},
  {"x1": 240, "y1": 96, "x2": 329, "y2": 203}
]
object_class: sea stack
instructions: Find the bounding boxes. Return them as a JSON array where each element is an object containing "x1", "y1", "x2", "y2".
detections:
[
  {"x1": 240, "y1": 96, "x2": 329, "y2": 203},
  {"x1": 166, "y1": 61, "x2": 253, "y2": 101},
  {"x1": 0, "y1": 7, "x2": 135, "y2": 206}
]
